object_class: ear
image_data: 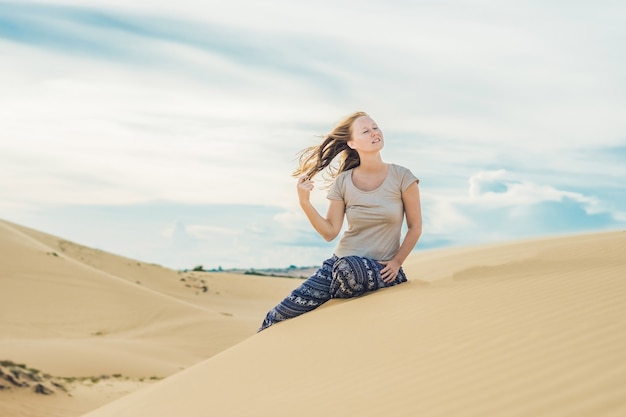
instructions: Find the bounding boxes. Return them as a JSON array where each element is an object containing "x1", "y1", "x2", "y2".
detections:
[{"x1": 346, "y1": 140, "x2": 354, "y2": 149}]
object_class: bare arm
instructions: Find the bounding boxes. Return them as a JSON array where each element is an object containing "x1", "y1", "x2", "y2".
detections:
[
  {"x1": 297, "y1": 176, "x2": 345, "y2": 242},
  {"x1": 379, "y1": 182, "x2": 422, "y2": 282}
]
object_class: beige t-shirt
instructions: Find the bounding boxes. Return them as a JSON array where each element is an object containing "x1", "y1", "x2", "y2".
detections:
[{"x1": 327, "y1": 163, "x2": 419, "y2": 261}]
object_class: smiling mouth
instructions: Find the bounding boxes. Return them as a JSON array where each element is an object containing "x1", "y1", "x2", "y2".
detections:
[{"x1": 372, "y1": 138, "x2": 381, "y2": 143}]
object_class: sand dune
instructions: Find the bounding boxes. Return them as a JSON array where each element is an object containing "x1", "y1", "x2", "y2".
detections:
[
  {"x1": 2, "y1": 219, "x2": 625, "y2": 417},
  {"x1": 77, "y1": 230, "x2": 626, "y2": 417},
  {"x1": 0, "y1": 219, "x2": 301, "y2": 416}
]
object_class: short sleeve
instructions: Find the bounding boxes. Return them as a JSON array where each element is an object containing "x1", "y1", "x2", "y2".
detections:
[
  {"x1": 327, "y1": 172, "x2": 347, "y2": 200},
  {"x1": 400, "y1": 167, "x2": 419, "y2": 192}
]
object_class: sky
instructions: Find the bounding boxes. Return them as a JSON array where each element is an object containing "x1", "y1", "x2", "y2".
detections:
[{"x1": 1, "y1": 0, "x2": 625, "y2": 270}]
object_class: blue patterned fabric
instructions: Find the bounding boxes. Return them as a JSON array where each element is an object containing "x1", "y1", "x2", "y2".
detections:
[
  {"x1": 258, "y1": 255, "x2": 407, "y2": 331},
  {"x1": 330, "y1": 255, "x2": 406, "y2": 297}
]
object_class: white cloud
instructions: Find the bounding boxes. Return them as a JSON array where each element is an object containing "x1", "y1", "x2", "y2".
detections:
[
  {"x1": 466, "y1": 170, "x2": 600, "y2": 210},
  {"x1": 162, "y1": 222, "x2": 240, "y2": 240},
  {"x1": 421, "y1": 169, "x2": 621, "y2": 248},
  {"x1": 1, "y1": 1, "x2": 625, "y2": 267}
]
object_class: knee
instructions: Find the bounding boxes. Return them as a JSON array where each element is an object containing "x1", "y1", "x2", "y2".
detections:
[{"x1": 330, "y1": 256, "x2": 373, "y2": 298}]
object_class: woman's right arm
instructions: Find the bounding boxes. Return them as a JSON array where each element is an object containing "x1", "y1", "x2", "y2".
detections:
[{"x1": 297, "y1": 176, "x2": 344, "y2": 242}]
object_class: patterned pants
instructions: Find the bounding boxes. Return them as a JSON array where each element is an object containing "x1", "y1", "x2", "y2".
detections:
[{"x1": 258, "y1": 255, "x2": 407, "y2": 332}]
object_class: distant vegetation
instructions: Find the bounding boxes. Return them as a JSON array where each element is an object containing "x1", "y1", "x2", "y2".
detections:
[
  {"x1": 181, "y1": 264, "x2": 319, "y2": 279},
  {"x1": 0, "y1": 360, "x2": 160, "y2": 395}
]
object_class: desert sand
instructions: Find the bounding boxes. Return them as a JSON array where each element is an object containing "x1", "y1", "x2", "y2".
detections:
[
  {"x1": 1, "y1": 219, "x2": 625, "y2": 417},
  {"x1": 0, "y1": 219, "x2": 301, "y2": 416}
]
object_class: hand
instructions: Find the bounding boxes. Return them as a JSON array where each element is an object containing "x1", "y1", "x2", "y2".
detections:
[
  {"x1": 297, "y1": 175, "x2": 314, "y2": 203},
  {"x1": 379, "y1": 259, "x2": 401, "y2": 283}
]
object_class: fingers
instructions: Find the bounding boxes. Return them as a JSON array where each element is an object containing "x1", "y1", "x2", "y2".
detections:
[
  {"x1": 379, "y1": 261, "x2": 400, "y2": 283},
  {"x1": 380, "y1": 266, "x2": 397, "y2": 283},
  {"x1": 298, "y1": 176, "x2": 314, "y2": 190}
]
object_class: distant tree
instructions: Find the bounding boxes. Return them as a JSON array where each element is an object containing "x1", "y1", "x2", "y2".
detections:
[{"x1": 192, "y1": 265, "x2": 204, "y2": 272}]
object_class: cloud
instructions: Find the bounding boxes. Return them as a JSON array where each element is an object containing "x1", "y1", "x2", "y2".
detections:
[
  {"x1": 1, "y1": 1, "x2": 625, "y2": 268},
  {"x1": 0, "y1": 2, "x2": 365, "y2": 96},
  {"x1": 468, "y1": 170, "x2": 516, "y2": 197},
  {"x1": 467, "y1": 169, "x2": 601, "y2": 210},
  {"x1": 421, "y1": 169, "x2": 623, "y2": 249},
  {"x1": 7, "y1": 202, "x2": 335, "y2": 269}
]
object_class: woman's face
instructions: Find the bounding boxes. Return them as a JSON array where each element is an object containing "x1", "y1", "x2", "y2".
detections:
[{"x1": 348, "y1": 116, "x2": 384, "y2": 153}]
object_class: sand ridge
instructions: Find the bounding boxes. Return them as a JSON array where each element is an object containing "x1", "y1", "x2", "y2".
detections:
[{"x1": 79, "y1": 230, "x2": 626, "y2": 417}]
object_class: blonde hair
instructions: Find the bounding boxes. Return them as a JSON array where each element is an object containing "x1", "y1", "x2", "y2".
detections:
[{"x1": 293, "y1": 111, "x2": 367, "y2": 181}]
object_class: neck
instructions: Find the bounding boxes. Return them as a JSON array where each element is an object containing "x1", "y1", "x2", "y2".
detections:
[{"x1": 357, "y1": 153, "x2": 385, "y2": 173}]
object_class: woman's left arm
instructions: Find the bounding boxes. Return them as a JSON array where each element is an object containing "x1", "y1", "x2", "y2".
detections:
[{"x1": 379, "y1": 182, "x2": 422, "y2": 283}]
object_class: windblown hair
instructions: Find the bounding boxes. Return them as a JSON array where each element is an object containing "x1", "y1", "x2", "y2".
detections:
[{"x1": 293, "y1": 111, "x2": 367, "y2": 181}]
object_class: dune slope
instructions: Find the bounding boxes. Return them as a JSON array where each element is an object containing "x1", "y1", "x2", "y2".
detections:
[
  {"x1": 81, "y1": 231, "x2": 626, "y2": 417},
  {"x1": 0, "y1": 220, "x2": 253, "y2": 377},
  {"x1": 0, "y1": 219, "x2": 302, "y2": 417}
]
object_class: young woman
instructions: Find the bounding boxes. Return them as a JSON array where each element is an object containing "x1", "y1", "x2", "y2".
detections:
[{"x1": 258, "y1": 111, "x2": 422, "y2": 331}]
